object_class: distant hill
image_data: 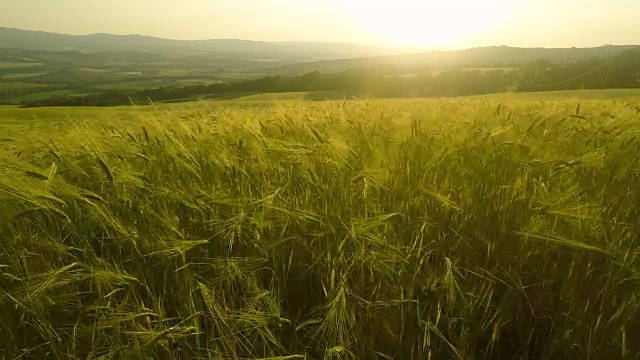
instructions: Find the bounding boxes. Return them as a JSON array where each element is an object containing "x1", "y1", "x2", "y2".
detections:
[
  {"x1": 0, "y1": 27, "x2": 397, "y2": 59},
  {"x1": 0, "y1": 48, "x2": 166, "y2": 70},
  {"x1": 4, "y1": 27, "x2": 637, "y2": 78},
  {"x1": 3, "y1": 25, "x2": 638, "y2": 105},
  {"x1": 265, "y1": 45, "x2": 640, "y2": 76}
]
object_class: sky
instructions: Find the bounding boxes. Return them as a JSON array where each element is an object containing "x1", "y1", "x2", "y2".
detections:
[{"x1": 1, "y1": 0, "x2": 639, "y2": 49}]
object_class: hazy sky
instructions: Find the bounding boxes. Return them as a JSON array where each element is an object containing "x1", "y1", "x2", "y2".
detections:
[{"x1": 2, "y1": 0, "x2": 639, "y2": 49}]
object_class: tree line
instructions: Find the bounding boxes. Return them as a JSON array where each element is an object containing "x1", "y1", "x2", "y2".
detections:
[{"x1": 11, "y1": 68, "x2": 523, "y2": 107}]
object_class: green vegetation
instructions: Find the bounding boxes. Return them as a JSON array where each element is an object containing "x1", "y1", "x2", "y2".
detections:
[
  {"x1": 0, "y1": 82, "x2": 49, "y2": 90},
  {"x1": 97, "y1": 80, "x2": 168, "y2": 90},
  {"x1": 234, "y1": 91, "x2": 348, "y2": 102},
  {"x1": 0, "y1": 62, "x2": 44, "y2": 69},
  {"x1": 7, "y1": 90, "x2": 76, "y2": 103},
  {"x1": 265, "y1": 45, "x2": 638, "y2": 76},
  {"x1": 1, "y1": 92, "x2": 639, "y2": 359},
  {"x1": 0, "y1": 30, "x2": 398, "y2": 104},
  {"x1": 3, "y1": 45, "x2": 637, "y2": 108},
  {"x1": 2, "y1": 31, "x2": 639, "y2": 108}
]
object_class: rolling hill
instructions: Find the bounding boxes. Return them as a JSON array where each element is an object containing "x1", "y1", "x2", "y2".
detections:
[
  {"x1": 2, "y1": 26, "x2": 638, "y2": 105},
  {"x1": 265, "y1": 45, "x2": 640, "y2": 76},
  {"x1": 0, "y1": 26, "x2": 398, "y2": 59}
]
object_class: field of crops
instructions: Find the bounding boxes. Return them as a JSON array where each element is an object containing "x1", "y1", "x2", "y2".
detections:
[{"x1": 1, "y1": 92, "x2": 639, "y2": 359}]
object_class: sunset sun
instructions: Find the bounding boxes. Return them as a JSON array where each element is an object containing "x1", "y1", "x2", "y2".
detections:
[{"x1": 334, "y1": 0, "x2": 518, "y2": 48}]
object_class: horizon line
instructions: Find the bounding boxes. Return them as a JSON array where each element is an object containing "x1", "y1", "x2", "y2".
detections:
[{"x1": 1, "y1": 25, "x2": 638, "y2": 52}]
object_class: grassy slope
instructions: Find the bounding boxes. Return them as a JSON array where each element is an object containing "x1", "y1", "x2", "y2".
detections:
[
  {"x1": 6, "y1": 90, "x2": 76, "y2": 102},
  {"x1": 0, "y1": 91, "x2": 639, "y2": 359},
  {"x1": 235, "y1": 91, "x2": 348, "y2": 101},
  {"x1": 0, "y1": 82, "x2": 49, "y2": 90}
]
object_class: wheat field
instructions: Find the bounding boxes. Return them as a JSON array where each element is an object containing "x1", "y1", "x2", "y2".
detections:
[{"x1": 0, "y1": 94, "x2": 639, "y2": 359}]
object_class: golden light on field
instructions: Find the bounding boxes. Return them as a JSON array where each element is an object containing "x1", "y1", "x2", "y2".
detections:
[{"x1": 332, "y1": 0, "x2": 518, "y2": 48}]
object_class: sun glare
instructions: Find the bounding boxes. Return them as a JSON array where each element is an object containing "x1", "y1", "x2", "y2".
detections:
[{"x1": 333, "y1": 0, "x2": 518, "y2": 48}]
